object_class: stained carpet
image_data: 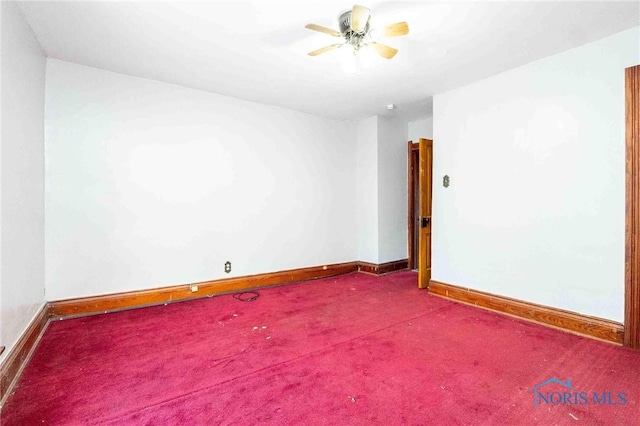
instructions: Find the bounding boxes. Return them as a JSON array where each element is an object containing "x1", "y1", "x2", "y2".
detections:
[{"x1": 2, "y1": 271, "x2": 639, "y2": 425}]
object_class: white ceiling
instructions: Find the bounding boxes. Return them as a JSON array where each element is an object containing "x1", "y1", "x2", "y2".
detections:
[{"x1": 17, "y1": 1, "x2": 640, "y2": 121}]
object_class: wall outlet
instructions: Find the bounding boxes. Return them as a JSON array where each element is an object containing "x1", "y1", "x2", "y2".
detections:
[
  {"x1": 224, "y1": 261, "x2": 231, "y2": 273},
  {"x1": 190, "y1": 285, "x2": 198, "y2": 292}
]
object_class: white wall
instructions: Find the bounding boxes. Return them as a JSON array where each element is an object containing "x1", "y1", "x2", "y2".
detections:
[
  {"x1": 45, "y1": 60, "x2": 357, "y2": 300},
  {"x1": 433, "y1": 27, "x2": 640, "y2": 322},
  {"x1": 1, "y1": 0, "x2": 4, "y2": 358},
  {"x1": 356, "y1": 116, "x2": 408, "y2": 264},
  {"x1": 408, "y1": 117, "x2": 433, "y2": 142},
  {"x1": 356, "y1": 116, "x2": 379, "y2": 263},
  {"x1": 0, "y1": 1, "x2": 46, "y2": 360},
  {"x1": 377, "y1": 117, "x2": 408, "y2": 263}
]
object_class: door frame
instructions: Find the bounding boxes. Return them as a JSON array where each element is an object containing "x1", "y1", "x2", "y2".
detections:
[
  {"x1": 624, "y1": 64, "x2": 640, "y2": 349},
  {"x1": 407, "y1": 141, "x2": 420, "y2": 270}
]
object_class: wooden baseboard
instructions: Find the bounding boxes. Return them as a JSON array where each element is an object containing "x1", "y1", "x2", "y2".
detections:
[
  {"x1": 358, "y1": 259, "x2": 408, "y2": 275},
  {"x1": 49, "y1": 262, "x2": 359, "y2": 318},
  {"x1": 0, "y1": 304, "x2": 50, "y2": 407},
  {"x1": 429, "y1": 280, "x2": 624, "y2": 345}
]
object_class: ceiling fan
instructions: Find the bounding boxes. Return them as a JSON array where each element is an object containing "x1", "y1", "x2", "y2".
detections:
[{"x1": 305, "y1": 4, "x2": 409, "y2": 59}]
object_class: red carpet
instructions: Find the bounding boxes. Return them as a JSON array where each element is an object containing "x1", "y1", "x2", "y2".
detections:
[{"x1": 2, "y1": 271, "x2": 639, "y2": 425}]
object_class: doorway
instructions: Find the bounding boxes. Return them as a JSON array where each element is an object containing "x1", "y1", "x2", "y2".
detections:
[{"x1": 407, "y1": 142, "x2": 419, "y2": 270}]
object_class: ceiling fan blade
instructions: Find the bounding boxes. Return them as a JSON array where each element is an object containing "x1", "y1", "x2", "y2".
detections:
[
  {"x1": 351, "y1": 5, "x2": 371, "y2": 33},
  {"x1": 383, "y1": 21, "x2": 409, "y2": 38},
  {"x1": 370, "y1": 42, "x2": 398, "y2": 59},
  {"x1": 308, "y1": 44, "x2": 343, "y2": 56},
  {"x1": 305, "y1": 24, "x2": 342, "y2": 37}
]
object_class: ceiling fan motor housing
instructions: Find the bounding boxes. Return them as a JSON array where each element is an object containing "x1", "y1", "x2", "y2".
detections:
[
  {"x1": 339, "y1": 11, "x2": 370, "y2": 35},
  {"x1": 339, "y1": 11, "x2": 370, "y2": 52}
]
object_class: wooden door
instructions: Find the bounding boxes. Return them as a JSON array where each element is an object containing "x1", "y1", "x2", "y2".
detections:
[{"x1": 418, "y1": 138, "x2": 433, "y2": 289}]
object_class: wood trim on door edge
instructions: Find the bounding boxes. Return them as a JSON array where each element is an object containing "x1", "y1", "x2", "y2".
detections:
[{"x1": 625, "y1": 65, "x2": 640, "y2": 349}]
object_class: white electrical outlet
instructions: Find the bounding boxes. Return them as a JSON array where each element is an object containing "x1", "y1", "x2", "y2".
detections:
[{"x1": 190, "y1": 285, "x2": 198, "y2": 292}]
